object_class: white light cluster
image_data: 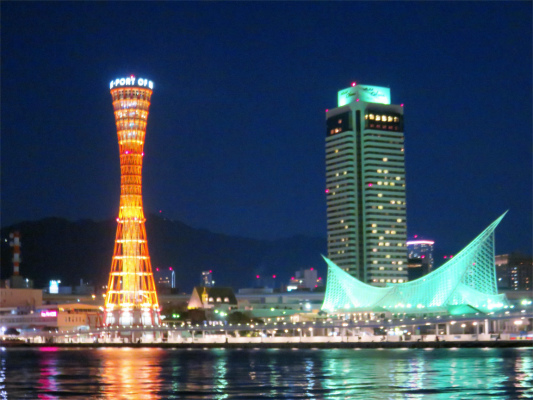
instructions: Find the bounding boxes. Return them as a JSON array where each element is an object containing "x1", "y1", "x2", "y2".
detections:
[{"x1": 110, "y1": 75, "x2": 154, "y2": 90}]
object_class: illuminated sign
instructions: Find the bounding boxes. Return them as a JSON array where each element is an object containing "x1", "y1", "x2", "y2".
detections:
[
  {"x1": 40, "y1": 310, "x2": 57, "y2": 318},
  {"x1": 49, "y1": 280, "x2": 60, "y2": 294},
  {"x1": 338, "y1": 84, "x2": 391, "y2": 106},
  {"x1": 109, "y1": 75, "x2": 154, "y2": 90}
]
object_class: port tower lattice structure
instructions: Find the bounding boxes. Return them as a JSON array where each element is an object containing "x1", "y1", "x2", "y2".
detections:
[
  {"x1": 322, "y1": 213, "x2": 510, "y2": 315},
  {"x1": 104, "y1": 75, "x2": 160, "y2": 327}
]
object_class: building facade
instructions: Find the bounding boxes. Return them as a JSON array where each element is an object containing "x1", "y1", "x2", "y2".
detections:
[
  {"x1": 326, "y1": 83, "x2": 407, "y2": 285},
  {"x1": 496, "y1": 253, "x2": 533, "y2": 291}
]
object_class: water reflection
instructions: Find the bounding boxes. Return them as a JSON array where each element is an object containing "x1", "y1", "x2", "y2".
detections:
[
  {"x1": 100, "y1": 348, "x2": 163, "y2": 399},
  {"x1": 37, "y1": 348, "x2": 60, "y2": 400},
  {"x1": 0, "y1": 347, "x2": 531, "y2": 399}
]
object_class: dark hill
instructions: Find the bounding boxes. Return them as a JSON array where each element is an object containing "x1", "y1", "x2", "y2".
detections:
[{"x1": 1, "y1": 215, "x2": 327, "y2": 292}]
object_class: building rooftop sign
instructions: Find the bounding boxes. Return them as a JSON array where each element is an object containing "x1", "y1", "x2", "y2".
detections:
[
  {"x1": 109, "y1": 75, "x2": 154, "y2": 90},
  {"x1": 338, "y1": 84, "x2": 391, "y2": 106}
]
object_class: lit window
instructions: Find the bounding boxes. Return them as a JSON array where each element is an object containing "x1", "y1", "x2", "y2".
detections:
[
  {"x1": 379, "y1": 267, "x2": 385, "y2": 270},
  {"x1": 209, "y1": 297, "x2": 214, "y2": 302},
  {"x1": 378, "y1": 206, "x2": 383, "y2": 210},
  {"x1": 378, "y1": 193, "x2": 383, "y2": 197},
  {"x1": 397, "y1": 219, "x2": 402, "y2": 223},
  {"x1": 373, "y1": 260, "x2": 378, "y2": 264},
  {"x1": 377, "y1": 169, "x2": 382, "y2": 173},
  {"x1": 371, "y1": 224, "x2": 377, "y2": 227},
  {"x1": 398, "y1": 267, "x2": 403, "y2": 271},
  {"x1": 372, "y1": 229, "x2": 377, "y2": 233},
  {"x1": 384, "y1": 170, "x2": 388, "y2": 173},
  {"x1": 398, "y1": 279, "x2": 403, "y2": 283},
  {"x1": 388, "y1": 116, "x2": 393, "y2": 122},
  {"x1": 383, "y1": 158, "x2": 388, "y2": 162},
  {"x1": 375, "y1": 115, "x2": 381, "y2": 121},
  {"x1": 382, "y1": 115, "x2": 386, "y2": 121}
]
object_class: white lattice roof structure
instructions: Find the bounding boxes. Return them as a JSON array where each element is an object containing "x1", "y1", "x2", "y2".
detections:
[{"x1": 321, "y1": 213, "x2": 510, "y2": 315}]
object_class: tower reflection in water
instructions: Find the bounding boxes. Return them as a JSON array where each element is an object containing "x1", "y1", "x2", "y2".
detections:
[{"x1": 100, "y1": 348, "x2": 162, "y2": 399}]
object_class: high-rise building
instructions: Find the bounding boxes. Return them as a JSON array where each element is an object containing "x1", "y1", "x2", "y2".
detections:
[
  {"x1": 104, "y1": 75, "x2": 160, "y2": 327},
  {"x1": 325, "y1": 83, "x2": 407, "y2": 286},
  {"x1": 496, "y1": 253, "x2": 533, "y2": 291}
]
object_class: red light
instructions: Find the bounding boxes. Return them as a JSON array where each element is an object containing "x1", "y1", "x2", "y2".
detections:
[
  {"x1": 325, "y1": 189, "x2": 330, "y2": 193},
  {"x1": 310, "y1": 268, "x2": 314, "y2": 271},
  {"x1": 401, "y1": 104, "x2": 404, "y2": 107},
  {"x1": 169, "y1": 267, "x2": 173, "y2": 271},
  {"x1": 156, "y1": 268, "x2": 159, "y2": 271},
  {"x1": 444, "y1": 256, "x2": 447, "y2": 259},
  {"x1": 450, "y1": 255, "x2": 453, "y2": 258},
  {"x1": 272, "y1": 275, "x2": 276, "y2": 279},
  {"x1": 326, "y1": 109, "x2": 329, "y2": 112},
  {"x1": 209, "y1": 270, "x2": 212, "y2": 273},
  {"x1": 356, "y1": 99, "x2": 359, "y2": 102},
  {"x1": 291, "y1": 277, "x2": 294, "y2": 280},
  {"x1": 368, "y1": 183, "x2": 373, "y2": 187},
  {"x1": 421, "y1": 255, "x2": 425, "y2": 259},
  {"x1": 414, "y1": 235, "x2": 418, "y2": 238},
  {"x1": 318, "y1": 277, "x2": 322, "y2": 280},
  {"x1": 351, "y1": 82, "x2": 356, "y2": 87},
  {"x1": 159, "y1": 210, "x2": 162, "y2": 213},
  {"x1": 256, "y1": 275, "x2": 260, "y2": 279},
  {"x1": 315, "y1": 285, "x2": 318, "y2": 288}
]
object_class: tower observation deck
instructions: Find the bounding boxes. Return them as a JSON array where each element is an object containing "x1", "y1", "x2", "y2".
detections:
[{"x1": 104, "y1": 75, "x2": 160, "y2": 327}]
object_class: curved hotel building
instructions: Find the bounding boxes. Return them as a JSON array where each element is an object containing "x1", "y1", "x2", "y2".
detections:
[{"x1": 326, "y1": 84, "x2": 407, "y2": 286}]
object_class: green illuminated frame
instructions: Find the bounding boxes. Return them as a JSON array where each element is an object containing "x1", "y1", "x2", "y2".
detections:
[{"x1": 321, "y1": 213, "x2": 509, "y2": 315}]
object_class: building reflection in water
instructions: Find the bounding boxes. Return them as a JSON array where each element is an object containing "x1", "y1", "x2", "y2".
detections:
[
  {"x1": 37, "y1": 347, "x2": 60, "y2": 400},
  {"x1": 0, "y1": 352, "x2": 6, "y2": 400},
  {"x1": 212, "y1": 349, "x2": 228, "y2": 400},
  {"x1": 100, "y1": 348, "x2": 163, "y2": 400}
]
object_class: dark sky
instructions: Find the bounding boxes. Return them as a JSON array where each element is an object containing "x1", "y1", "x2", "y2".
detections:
[{"x1": 2, "y1": 2, "x2": 532, "y2": 258}]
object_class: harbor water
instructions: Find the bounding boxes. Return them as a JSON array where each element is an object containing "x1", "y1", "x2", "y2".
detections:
[{"x1": 1, "y1": 346, "x2": 532, "y2": 399}]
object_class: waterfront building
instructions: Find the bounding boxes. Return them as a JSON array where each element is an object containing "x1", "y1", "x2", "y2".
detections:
[
  {"x1": 188, "y1": 287, "x2": 237, "y2": 311},
  {"x1": 104, "y1": 75, "x2": 160, "y2": 327},
  {"x1": 322, "y1": 213, "x2": 510, "y2": 315},
  {"x1": 326, "y1": 83, "x2": 407, "y2": 286}
]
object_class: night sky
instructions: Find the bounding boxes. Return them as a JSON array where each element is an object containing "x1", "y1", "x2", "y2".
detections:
[{"x1": 2, "y1": 2, "x2": 532, "y2": 259}]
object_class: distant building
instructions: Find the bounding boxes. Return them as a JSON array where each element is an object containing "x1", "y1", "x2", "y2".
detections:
[
  {"x1": 406, "y1": 239, "x2": 434, "y2": 280},
  {"x1": 201, "y1": 270, "x2": 214, "y2": 287},
  {"x1": 287, "y1": 268, "x2": 323, "y2": 291},
  {"x1": 153, "y1": 267, "x2": 176, "y2": 294},
  {"x1": 326, "y1": 83, "x2": 407, "y2": 286},
  {"x1": 496, "y1": 253, "x2": 532, "y2": 291},
  {"x1": 0, "y1": 288, "x2": 42, "y2": 308}
]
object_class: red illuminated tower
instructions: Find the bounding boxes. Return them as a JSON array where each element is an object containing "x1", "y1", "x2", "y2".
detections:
[{"x1": 104, "y1": 75, "x2": 160, "y2": 326}]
